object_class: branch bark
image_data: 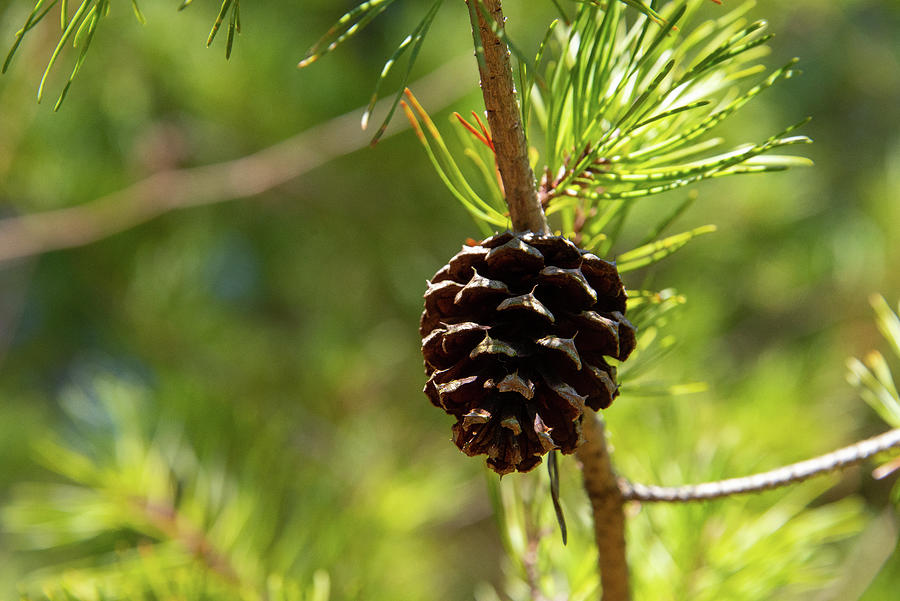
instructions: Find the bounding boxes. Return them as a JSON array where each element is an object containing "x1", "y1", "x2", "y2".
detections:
[
  {"x1": 467, "y1": 0, "x2": 548, "y2": 233},
  {"x1": 620, "y1": 428, "x2": 900, "y2": 503},
  {"x1": 576, "y1": 414, "x2": 630, "y2": 601},
  {"x1": 464, "y1": 7, "x2": 627, "y2": 599}
]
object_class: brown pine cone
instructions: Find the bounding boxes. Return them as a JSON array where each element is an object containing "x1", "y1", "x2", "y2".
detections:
[{"x1": 421, "y1": 231, "x2": 636, "y2": 474}]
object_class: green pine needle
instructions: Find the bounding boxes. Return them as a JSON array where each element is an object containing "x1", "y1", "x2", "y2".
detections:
[
  {"x1": 531, "y1": 2, "x2": 810, "y2": 243},
  {"x1": 207, "y1": 0, "x2": 231, "y2": 46},
  {"x1": 298, "y1": 0, "x2": 398, "y2": 69},
  {"x1": 131, "y1": 0, "x2": 146, "y2": 25},
  {"x1": 54, "y1": 1, "x2": 101, "y2": 110},
  {"x1": 550, "y1": 0, "x2": 570, "y2": 24},
  {"x1": 401, "y1": 1, "x2": 812, "y2": 251},
  {"x1": 207, "y1": 0, "x2": 241, "y2": 58},
  {"x1": 617, "y1": 224, "x2": 717, "y2": 272},
  {"x1": 2, "y1": 0, "x2": 57, "y2": 74},
  {"x1": 847, "y1": 295, "x2": 900, "y2": 429},
  {"x1": 364, "y1": 0, "x2": 444, "y2": 145},
  {"x1": 38, "y1": 0, "x2": 92, "y2": 104},
  {"x1": 573, "y1": 0, "x2": 669, "y2": 26},
  {"x1": 402, "y1": 90, "x2": 507, "y2": 231},
  {"x1": 3, "y1": 374, "x2": 335, "y2": 601},
  {"x1": 4, "y1": 0, "x2": 152, "y2": 108}
]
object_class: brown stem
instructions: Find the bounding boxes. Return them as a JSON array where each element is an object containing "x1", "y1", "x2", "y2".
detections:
[
  {"x1": 576, "y1": 413, "x2": 630, "y2": 601},
  {"x1": 523, "y1": 537, "x2": 550, "y2": 601},
  {"x1": 138, "y1": 497, "x2": 241, "y2": 586},
  {"x1": 620, "y1": 428, "x2": 900, "y2": 503},
  {"x1": 467, "y1": 0, "x2": 548, "y2": 233}
]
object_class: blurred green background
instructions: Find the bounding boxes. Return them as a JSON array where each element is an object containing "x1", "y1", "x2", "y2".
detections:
[{"x1": 0, "y1": 1, "x2": 898, "y2": 599}]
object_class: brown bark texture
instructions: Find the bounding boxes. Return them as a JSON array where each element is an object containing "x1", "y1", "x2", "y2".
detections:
[
  {"x1": 576, "y1": 414, "x2": 631, "y2": 601},
  {"x1": 468, "y1": 0, "x2": 548, "y2": 233}
]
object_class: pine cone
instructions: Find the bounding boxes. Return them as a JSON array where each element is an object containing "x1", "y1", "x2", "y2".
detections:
[{"x1": 421, "y1": 231, "x2": 636, "y2": 475}]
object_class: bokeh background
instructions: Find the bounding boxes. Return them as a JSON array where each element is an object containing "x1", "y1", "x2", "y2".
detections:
[{"x1": 0, "y1": 1, "x2": 898, "y2": 599}]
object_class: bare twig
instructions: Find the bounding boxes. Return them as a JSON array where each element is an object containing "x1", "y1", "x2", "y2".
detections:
[
  {"x1": 576, "y1": 413, "x2": 630, "y2": 601},
  {"x1": 466, "y1": 0, "x2": 547, "y2": 233},
  {"x1": 523, "y1": 536, "x2": 550, "y2": 601},
  {"x1": 620, "y1": 428, "x2": 900, "y2": 503},
  {"x1": 0, "y1": 56, "x2": 473, "y2": 265}
]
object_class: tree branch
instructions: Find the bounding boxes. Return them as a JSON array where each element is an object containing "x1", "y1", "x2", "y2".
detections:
[
  {"x1": 0, "y1": 56, "x2": 473, "y2": 265},
  {"x1": 466, "y1": 0, "x2": 548, "y2": 233},
  {"x1": 576, "y1": 413, "x2": 630, "y2": 601},
  {"x1": 464, "y1": 6, "x2": 626, "y2": 599},
  {"x1": 620, "y1": 428, "x2": 900, "y2": 503}
]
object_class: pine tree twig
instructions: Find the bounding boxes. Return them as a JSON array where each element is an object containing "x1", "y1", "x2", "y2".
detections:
[
  {"x1": 139, "y1": 498, "x2": 241, "y2": 586},
  {"x1": 0, "y1": 56, "x2": 473, "y2": 265},
  {"x1": 466, "y1": 0, "x2": 547, "y2": 234},
  {"x1": 576, "y1": 413, "x2": 630, "y2": 601},
  {"x1": 523, "y1": 537, "x2": 550, "y2": 601},
  {"x1": 620, "y1": 428, "x2": 900, "y2": 503},
  {"x1": 464, "y1": 6, "x2": 624, "y2": 599}
]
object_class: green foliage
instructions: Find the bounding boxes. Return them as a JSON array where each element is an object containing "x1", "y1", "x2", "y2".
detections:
[
  {"x1": 364, "y1": 0, "x2": 444, "y2": 144},
  {"x1": 2, "y1": 374, "x2": 331, "y2": 601},
  {"x1": 3, "y1": 0, "x2": 122, "y2": 109},
  {"x1": 616, "y1": 223, "x2": 716, "y2": 273},
  {"x1": 574, "y1": 0, "x2": 668, "y2": 26},
  {"x1": 0, "y1": 0, "x2": 898, "y2": 600},
  {"x1": 298, "y1": 0, "x2": 399, "y2": 68},
  {"x1": 614, "y1": 288, "x2": 705, "y2": 396},
  {"x1": 2, "y1": 0, "x2": 241, "y2": 109},
  {"x1": 402, "y1": 0, "x2": 808, "y2": 408},
  {"x1": 628, "y1": 486, "x2": 864, "y2": 600},
  {"x1": 844, "y1": 295, "x2": 900, "y2": 597},
  {"x1": 299, "y1": 0, "x2": 447, "y2": 144},
  {"x1": 484, "y1": 455, "x2": 864, "y2": 600},
  {"x1": 299, "y1": 0, "x2": 717, "y2": 145},
  {"x1": 847, "y1": 295, "x2": 900, "y2": 429},
  {"x1": 205, "y1": 0, "x2": 242, "y2": 60},
  {"x1": 297, "y1": 0, "x2": 691, "y2": 76},
  {"x1": 411, "y1": 1, "x2": 811, "y2": 262},
  {"x1": 402, "y1": 89, "x2": 510, "y2": 235}
]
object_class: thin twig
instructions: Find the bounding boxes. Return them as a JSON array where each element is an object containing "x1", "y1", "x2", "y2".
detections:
[
  {"x1": 139, "y1": 498, "x2": 241, "y2": 586},
  {"x1": 620, "y1": 428, "x2": 900, "y2": 503},
  {"x1": 466, "y1": 0, "x2": 547, "y2": 233},
  {"x1": 0, "y1": 56, "x2": 473, "y2": 265},
  {"x1": 576, "y1": 413, "x2": 630, "y2": 601},
  {"x1": 523, "y1": 536, "x2": 550, "y2": 601}
]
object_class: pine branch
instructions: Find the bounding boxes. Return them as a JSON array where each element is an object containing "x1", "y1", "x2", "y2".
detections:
[
  {"x1": 137, "y1": 497, "x2": 242, "y2": 587},
  {"x1": 466, "y1": 0, "x2": 547, "y2": 233},
  {"x1": 461, "y1": 7, "x2": 631, "y2": 597},
  {"x1": 0, "y1": 57, "x2": 471, "y2": 265},
  {"x1": 576, "y1": 413, "x2": 630, "y2": 601},
  {"x1": 463, "y1": 10, "x2": 631, "y2": 599},
  {"x1": 523, "y1": 537, "x2": 550, "y2": 601},
  {"x1": 620, "y1": 428, "x2": 900, "y2": 503}
]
